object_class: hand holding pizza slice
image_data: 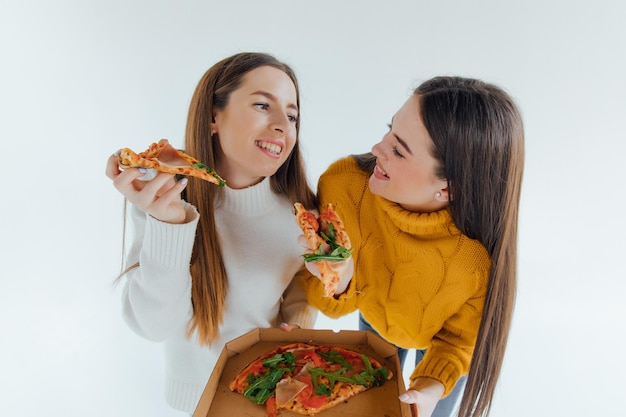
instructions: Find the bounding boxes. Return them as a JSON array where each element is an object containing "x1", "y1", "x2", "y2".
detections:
[
  {"x1": 118, "y1": 139, "x2": 226, "y2": 186},
  {"x1": 294, "y1": 203, "x2": 353, "y2": 297}
]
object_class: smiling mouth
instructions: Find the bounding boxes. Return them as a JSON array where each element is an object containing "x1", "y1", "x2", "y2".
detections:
[
  {"x1": 255, "y1": 140, "x2": 282, "y2": 155},
  {"x1": 375, "y1": 164, "x2": 389, "y2": 178}
]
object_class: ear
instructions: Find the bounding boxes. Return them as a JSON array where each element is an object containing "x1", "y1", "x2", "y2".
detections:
[
  {"x1": 435, "y1": 187, "x2": 451, "y2": 202},
  {"x1": 210, "y1": 122, "x2": 217, "y2": 135}
]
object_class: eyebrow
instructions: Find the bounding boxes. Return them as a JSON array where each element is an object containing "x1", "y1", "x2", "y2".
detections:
[
  {"x1": 251, "y1": 90, "x2": 298, "y2": 112},
  {"x1": 394, "y1": 134, "x2": 413, "y2": 156}
]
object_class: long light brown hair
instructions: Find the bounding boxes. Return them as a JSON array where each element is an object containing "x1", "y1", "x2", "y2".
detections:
[
  {"x1": 355, "y1": 76, "x2": 524, "y2": 417},
  {"x1": 183, "y1": 53, "x2": 317, "y2": 344}
]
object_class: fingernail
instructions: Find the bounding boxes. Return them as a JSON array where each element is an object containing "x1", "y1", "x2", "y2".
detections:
[
  {"x1": 113, "y1": 149, "x2": 121, "y2": 156},
  {"x1": 399, "y1": 394, "x2": 409, "y2": 401},
  {"x1": 281, "y1": 322, "x2": 288, "y2": 327},
  {"x1": 180, "y1": 178, "x2": 188, "y2": 185},
  {"x1": 138, "y1": 168, "x2": 147, "y2": 174}
]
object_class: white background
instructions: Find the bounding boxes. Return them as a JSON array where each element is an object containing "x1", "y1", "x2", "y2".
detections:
[{"x1": 1, "y1": 1, "x2": 625, "y2": 416}]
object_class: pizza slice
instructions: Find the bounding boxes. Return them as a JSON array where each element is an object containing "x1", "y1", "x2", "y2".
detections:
[
  {"x1": 229, "y1": 343, "x2": 393, "y2": 417},
  {"x1": 118, "y1": 139, "x2": 226, "y2": 186},
  {"x1": 294, "y1": 203, "x2": 352, "y2": 297}
]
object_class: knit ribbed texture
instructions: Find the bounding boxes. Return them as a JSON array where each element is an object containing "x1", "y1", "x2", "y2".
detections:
[
  {"x1": 143, "y1": 203, "x2": 198, "y2": 270},
  {"x1": 165, "y1": 378, "x2": 204, "y2": 412},
  {"x1": 411, "y1": 355, "x2": 463, "y2": 394},
  {"x1": 305, "y1": 157, "x2": 490, "y2": 396},
  {"x1": 122, "y1": 177, "x2": 316, "y2": 413},
  {"x1": 218, "y1": 178, "x2": 277, "y2": 214}
]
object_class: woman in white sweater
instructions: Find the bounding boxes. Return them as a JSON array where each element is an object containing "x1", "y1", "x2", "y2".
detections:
[{"x1": 105, "y1": 52, "x2": 318, "y2": 413}]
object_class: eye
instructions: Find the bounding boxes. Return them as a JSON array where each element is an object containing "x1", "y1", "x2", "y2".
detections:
[
  {"x1": 387, "y1": 123, "x2": 392, "y2": 130},
  {"x1": 392, "y1": 146, "x2": 404, "y2": 158},
  {"x1": 288, "y1": 113, "x2": 298, "y2": 123},
  {"x1": 254, "y1": 102, "x2": 270, "y2": 110}
]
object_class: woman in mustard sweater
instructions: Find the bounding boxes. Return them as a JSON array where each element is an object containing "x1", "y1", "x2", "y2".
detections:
[{"x1": 302, "y1": 76, "x2": 524, "y2": 417}]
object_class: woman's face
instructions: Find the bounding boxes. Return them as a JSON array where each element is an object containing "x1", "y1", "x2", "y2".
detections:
[
  {"x1": 211, "y1": 65, "x2": 298, "y2": 189},
  {"x1": 369, "y1": 94, "x2": 449, "y2": 213}
]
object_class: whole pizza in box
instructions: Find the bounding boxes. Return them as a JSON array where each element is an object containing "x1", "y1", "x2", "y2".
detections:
[{"x1": 229, "y1": 342, "x2": 393, "y2": 416}]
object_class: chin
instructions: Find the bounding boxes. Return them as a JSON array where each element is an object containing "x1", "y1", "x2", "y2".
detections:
[
  {"x1": 368, "y1": 175, "x2": 384, "y2": 197},
  {"x1": 259, "y1": 166, "x2": 281, "y2": 178}
]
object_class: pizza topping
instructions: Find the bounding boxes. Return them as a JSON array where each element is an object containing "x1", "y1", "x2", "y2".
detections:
[
  {"x1": 288, "y1": 347, "x2": 325, "y2": 368},
  {"x1": 243, "y1": 352, "x2": 296, "y2": 404},
  {"x1": 319, "y1": 206, "x2": 352, "y2": 249},
  {"x1": 317, "y1": 349, "x2": 353, "y2": 370},
  {"x1": 275, "y1": 377, "x2": 309, "y2": 407},
  {"x1": 294, "y1": 203, "x2": 352, "y2": 262},
  {"x1": 230, "y1": 343, "x2": 393, "y2": 416},
  {"x1": 190, "y1": 162, "x2": 226, "y2": 186},
  {"x1": 265, "y1": 396, "x2": 278, "y2": 417},
  {"x1": 302, "y1": 223, "x2": 353, "y2": 262},
  {"x1": 300, "y1": 391, "x2": 328, "y2": 409},
  {"x1": 301, "y1": 353, "x2": 389, "y2": 398}
]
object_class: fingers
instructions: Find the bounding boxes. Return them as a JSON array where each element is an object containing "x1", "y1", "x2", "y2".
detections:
[
  {"x1": 135, "y1": 175, "x2": 187, "y2": 224},
  {"x1": 111, "y1": 167, "x2": 151, "y2": 201},
  {"x1": 143, "y1": 177, "x2": 187, "y2": 214},
  {"x1": 327, "y1": 257, "x2": 352, "y2": 275},
  {"x1": 279, "y1": 323, "x2": 301, "y2": 332},
  {"x1": 133, "y1": 171, "x2": 175, "y2": 199},
  {"x1": 106, "y1": 147, "x2": 188, "y2": 223},
  {"x1": 105, "y1": 152, "x2": 122, "y2": 179},
  {"x1": 398, "y1": 380, "x2": 444, "y2": 417},
  {"x1": 399, "y1": 392, "x2": 430, "y2": 417},
  {"x1": 329, "y1": 256, "x2": 354, "y2": 295},
  {"x1": 399, "y1": 390, "x2": 419, "y2": 404},
  {"x1": 131, "y1": 173, "x2": 179, "y2": 210}
]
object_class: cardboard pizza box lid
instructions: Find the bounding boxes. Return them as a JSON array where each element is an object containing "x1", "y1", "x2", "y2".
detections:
[{"x1": 193, "y1": 328, "x2": 412, "y2": 417}]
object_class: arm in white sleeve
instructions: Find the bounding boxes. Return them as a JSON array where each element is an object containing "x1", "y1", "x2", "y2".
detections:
[
  {"x1": 279, "y1": 268, "x2": 318, "y2": 329},
  {"x1": 121, "y1": 201, "x2": 199, "y2": 341}
]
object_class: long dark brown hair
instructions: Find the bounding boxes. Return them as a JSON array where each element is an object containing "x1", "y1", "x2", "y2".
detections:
[
  {"x1": 356, "y1": 76, "x2": 524, "y2": 417},
  {"x1": 184, "y1": 52, "x2": 317, "y2": 344}
]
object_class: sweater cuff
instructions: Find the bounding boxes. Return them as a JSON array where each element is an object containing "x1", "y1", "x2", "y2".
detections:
[
  {"x1": 305, "y1": 275, "x2": 358, "y2": 318},
  {"x1": 284, "y1": 306, "x2": 317, "y2": 330},
  {"x1": 410, "y1": 356, "x2": 462, "y2": 397},
  {"x1": 142, "y1": 202, "x2": 199, "y2": 270}
]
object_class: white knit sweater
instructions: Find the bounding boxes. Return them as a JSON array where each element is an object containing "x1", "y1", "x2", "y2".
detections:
[{"x1": 121, "y1": 177, "x2": 316, "y2": 412}]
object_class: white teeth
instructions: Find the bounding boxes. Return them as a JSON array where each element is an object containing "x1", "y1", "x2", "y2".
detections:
[
  {"x1": 376, "y1": 165, "x2": 388, "y2": 177},
  {"x1": 255, "y1": 141, "x2": 281, "y2": 155}
]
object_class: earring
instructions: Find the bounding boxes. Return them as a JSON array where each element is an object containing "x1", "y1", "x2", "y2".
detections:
[{"x1": 436, "y1": 192, "x2": 442, "y2": 198}]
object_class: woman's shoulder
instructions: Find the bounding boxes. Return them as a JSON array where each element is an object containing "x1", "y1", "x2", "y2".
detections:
[
  {"x1": 453, "y1": 234, "x2": 492, "y2": 285},
  {"x1": 321, "y1": 155, "x2": 370, "y2": 180},
  {"x1": 318, "y1": 156, "x2": 371, "y2": 208}
]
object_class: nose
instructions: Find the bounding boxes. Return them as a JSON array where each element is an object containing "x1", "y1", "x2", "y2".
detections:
[
  {"x1": 371, "y1": 137, "x2": 386, "y2": 159},
  {"x1": 270, "y1": 112, "x2": 290, "y2": 133}
]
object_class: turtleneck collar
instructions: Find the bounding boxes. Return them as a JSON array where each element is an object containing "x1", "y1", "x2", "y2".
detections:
[
  {"x1": 216, "y1": 177, "x2": 278, "y2": 215},
  {"x1": 374, "y1": 194, "x2": 458, "y2": 238}
]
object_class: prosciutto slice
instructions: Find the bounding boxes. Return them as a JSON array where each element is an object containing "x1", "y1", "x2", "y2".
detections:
[{"x1": 275, "y1": 377, "x2": 308, "y2": 408}]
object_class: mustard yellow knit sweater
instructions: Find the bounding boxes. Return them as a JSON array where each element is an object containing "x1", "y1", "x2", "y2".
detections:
[{"x1": 304, "y1": 157, "x2": 491, "y2": 395}]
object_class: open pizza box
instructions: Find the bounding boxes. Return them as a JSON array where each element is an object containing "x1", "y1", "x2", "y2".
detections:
[{"x1": 192, "y1": 328, "x2": 413, "y2": 417}]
